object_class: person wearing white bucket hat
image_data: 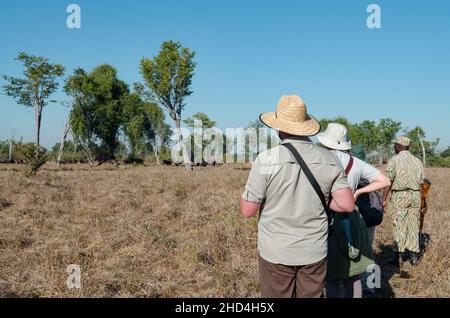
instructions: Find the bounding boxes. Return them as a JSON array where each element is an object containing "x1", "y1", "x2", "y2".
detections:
[
  {"x1": 239, "y1": 95, "x2": 355, "y2": 298},
  {"x1": 317, "y1": 123, "x2": 353, "y2": 151},
  {"x1": 318, "y1": 123, "x2": 390, "y2": 197},
  {"x1": 318, "y1": 123, "x2": 391, "y2": 298}
]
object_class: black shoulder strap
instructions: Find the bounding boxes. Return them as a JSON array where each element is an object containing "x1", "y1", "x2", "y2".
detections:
[{"x1": 282, "y1": 143, "x2": 333, "y2": 221}]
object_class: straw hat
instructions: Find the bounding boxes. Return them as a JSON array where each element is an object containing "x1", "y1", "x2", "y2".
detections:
[
  {"x1": 317, "y1": 123, "x2": 352, "y2": 151},
  {"x1": 260, "y1": 95, "x2": 320, "y2": 136},
  {"x1": 394, "y1": 136, "x2": 411, "y2": 147}
]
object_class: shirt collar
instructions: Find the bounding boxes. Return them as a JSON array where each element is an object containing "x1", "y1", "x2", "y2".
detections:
[
  {"x1": 281, "y1": 136, "x2": 313, "y2": 145},
  {"x1": 331, "y1": 149, "x2": 350, "y2": 157}
]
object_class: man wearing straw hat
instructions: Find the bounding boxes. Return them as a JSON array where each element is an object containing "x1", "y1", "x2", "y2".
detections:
[
  {"x1": 239, "y1": 95, "x2": 355, "y2": 298},
  {"x1": 383, "y1": 136, "x2": 425, "y2": 267}
]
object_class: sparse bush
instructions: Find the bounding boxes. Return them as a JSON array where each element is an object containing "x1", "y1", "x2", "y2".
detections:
[
  {"x1": 14, "y1": 143, "x2": 48, "y2": 176},
  {"x1": 49, "y1": 140, "x2": 86, "y2": 164},
  {"x1": 427, "y1": 156, "x2": 450, "y2": 168},
  {"x1": 441, "y1": 147, "x2": 450, "y2": 158},
  {"x1": 0, "y1": 140, "x2": 9, "y2": 162},
  {"x1": 0, "y1": 198, "x2": 12, "y2": 211}
]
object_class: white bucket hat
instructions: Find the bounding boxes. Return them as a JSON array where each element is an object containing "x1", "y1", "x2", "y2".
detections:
[{"x1": 317, "y1": 123, "x2": 352, "y2": 151}]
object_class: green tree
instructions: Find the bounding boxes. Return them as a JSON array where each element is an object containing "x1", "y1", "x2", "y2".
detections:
[
  {"x1": 90, "y1": 65, "x2": 128, "y2": 162},
  {"x1": 144, "y1": 103, "x2": 172, "y2": 164},
  {"x1": 65, "y1": 65, "x2": 129, "y2": 164},
  {"x1": 50, "y1": 140, "x2": 85, "y2": 163},
  {"x1": 1, "y1": 52, "x2": 65, "y2": 146},
  {"x1": 319, "y1": 117, "x2": 362, "y2": 146},
  {"x1": 441, "y1": 147, "x2": 450, "y2": 158},
  {"x1": 242, "y1": 119, "x2": 277, "y2": 161},
  {"x1": 377, "y1": 118, "x2": 402, "y2": 164},
  {"x1": 405, "y1": 126, "x2": 439, "y2": 165},
  {"x1": 140, "y1": 41, "x2": 196, "y2": 170},
  {"x1": 319, "y1": 117, "x2": 371, "y2": 151},
  {"x1": 0, "y1": 141, "x2": 9, "y2": 162},
  {"x1": 122, "y1": 91, "x2": 171, "y2": 163},
  {"x1": 319, "y1": 117, "x2": 353, "y2": 133},
  {"x1": 183, "y1": 112, "x2": 216, "y2": 131},
  {"x1": 122, "y1": 92, "x2": 149, "y2": 160},
  {"x1": 351, "y1": 120, "x2": 379, "y2": 155},
  {"x1": 64, "y1": 68, "x2": 97, "y2": 165},
  {"x1": 183, "y1": 112, "x2": 216, "y2": 163}
]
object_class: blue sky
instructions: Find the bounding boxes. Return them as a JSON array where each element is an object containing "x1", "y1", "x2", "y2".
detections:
[{"x1": 1, "y1": 0, "x2": 449, "y2": 149}]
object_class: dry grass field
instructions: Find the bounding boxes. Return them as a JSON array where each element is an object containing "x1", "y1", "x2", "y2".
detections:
[{"x1": 0, "y1": 163, "x2": 448, "y2": 298}]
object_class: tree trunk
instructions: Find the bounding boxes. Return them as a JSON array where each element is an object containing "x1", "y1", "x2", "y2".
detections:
[
  {"x1": 151, "y1": 135, "x2": 162, "y2": 165},
  {"x1": 80, "y1": 141, "x2": 95, "y2": 166},
  {"x1": 379, "y1": 147, "x2": 384, "y2": 166},
  {"x1": 57, "y1": 118, "x2": 71, "y2": 166},
  {"x1": 418, "y1": 131, "x2": 426, "y2": 166},
  {"x1": 35, "y1": 102, "x2": 42, "y2": 146},
  {"x1": 8, "y1": 140, "x2": 13, "y2": 162},
  {"x1": 175, "y1": 118, "x2": 192, "y2": 171},
  {"x1": 86, "y1": 149, "x2": 94, "y2": 166},
  {"x1": 73, "y1": 140, "x2": 77, "y2": 162},
  {"x1": 152, "y1": 147, "x2": 160, "y2": 165}
]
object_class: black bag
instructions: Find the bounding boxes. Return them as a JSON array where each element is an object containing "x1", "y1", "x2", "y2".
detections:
[
  {"x1": 344, "y1": 156, "x2": 384, "y2": 228},
  {"x1": 356, "y1": 185, "x2": 384, "y2": 227}
]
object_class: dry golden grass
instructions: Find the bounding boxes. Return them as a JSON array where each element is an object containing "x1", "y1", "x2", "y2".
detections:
[{"x1": 0, "y1": 163, "x2": 448, "y2": 298}]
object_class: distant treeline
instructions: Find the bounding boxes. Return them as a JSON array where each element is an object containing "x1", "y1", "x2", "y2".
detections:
[
  {"x1": 2, "y1": 117, "x2": 450, "y2": 167},
  {"x1": 317, "y1": 117, "x2": 450, "y2": 167},
  {"x1": 1, "y1": 44, "x2": 449, "y2": 169}
]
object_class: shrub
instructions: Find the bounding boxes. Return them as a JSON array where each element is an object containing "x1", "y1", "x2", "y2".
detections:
[
  {"x1": 427, "y1": 156, "x2": 450, "y2": 168},
  {"x1": 14, "y1": 143, "x2": 48, "y2": 176}
]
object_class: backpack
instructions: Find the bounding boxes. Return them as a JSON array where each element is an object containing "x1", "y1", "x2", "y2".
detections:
[{"x1": 356, "y1": 181, "x2": 384, "y2": 227}]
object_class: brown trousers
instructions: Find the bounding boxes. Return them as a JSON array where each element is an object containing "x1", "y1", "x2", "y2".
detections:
[{"x1": 259, "y1": 255, "x2": 327, "y2": 298}]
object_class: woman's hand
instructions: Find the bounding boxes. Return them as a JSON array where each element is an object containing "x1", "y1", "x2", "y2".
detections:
[
  {"x1": 354, "y1": 190, "x2": 361, "y2": 201},
  {"x1": 382, "y1": 200, "x2": 388, "y2": 213}
]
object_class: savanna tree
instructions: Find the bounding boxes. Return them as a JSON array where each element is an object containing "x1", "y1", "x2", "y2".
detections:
[
  {"x1": 122, "y1": 91, "x2": 171, "y2": 163},
  {"x1": 64, "y1": 68, "x2": 97, "y2": 165},
  {"x1": 244, "y1": 119, "x2": 277, "y2": 162},
  {"x1": 350, "y1": 120, "x2": 380, "y2": 155},
  {"x1": 1, "y1": 52, "x2": 65, "y2": 146},
  {"x1": 405, "y1": 126, "x2": 440, "y2": 165},
  {"x1": 90, "y1": 65, "x2": 129, "y2": 162},
  {"x1": 377, "y1": 118, "x2": 402, "y2": 164},
  {"x1": 140, "y1": 41, "x2": 196, "y2": 171},
  {"x1": 65, "y1": 65, "x2": 129, "y2": 164},
  {"x1": 183, "y1": 112, "x2": 216, "y2": 163},
  {"x1": 144, "y1": 103, "x2": 171, "y2": 165},
  {"x1": 441, "y1": 147, "x2": 450, "y2": 158},
  {"x1": 122, "y1": 92, "x2": 149, "y2": 160}
]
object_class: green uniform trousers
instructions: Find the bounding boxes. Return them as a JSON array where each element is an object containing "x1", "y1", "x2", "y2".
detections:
[{"x1": 390, "y1": 190, "x2": 421, "y2": 253}]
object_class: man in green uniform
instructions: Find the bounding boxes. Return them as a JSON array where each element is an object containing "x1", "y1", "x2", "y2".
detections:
[{"x1": 383, "y1": 136, "x2": 425, "y2": 267}]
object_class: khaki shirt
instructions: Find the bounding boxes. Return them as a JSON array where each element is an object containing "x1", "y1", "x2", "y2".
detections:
[
  {"x1": 386, "y1": 150, "x2": 424, "y2": 191},
  {"x1": 242, "y1": 137, "x2": 350, "y2": 266}
]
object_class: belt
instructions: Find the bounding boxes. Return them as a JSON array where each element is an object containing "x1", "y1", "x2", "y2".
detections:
[{"x1": 392, "y1": 189, "x2": 420, "y2": 192}]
